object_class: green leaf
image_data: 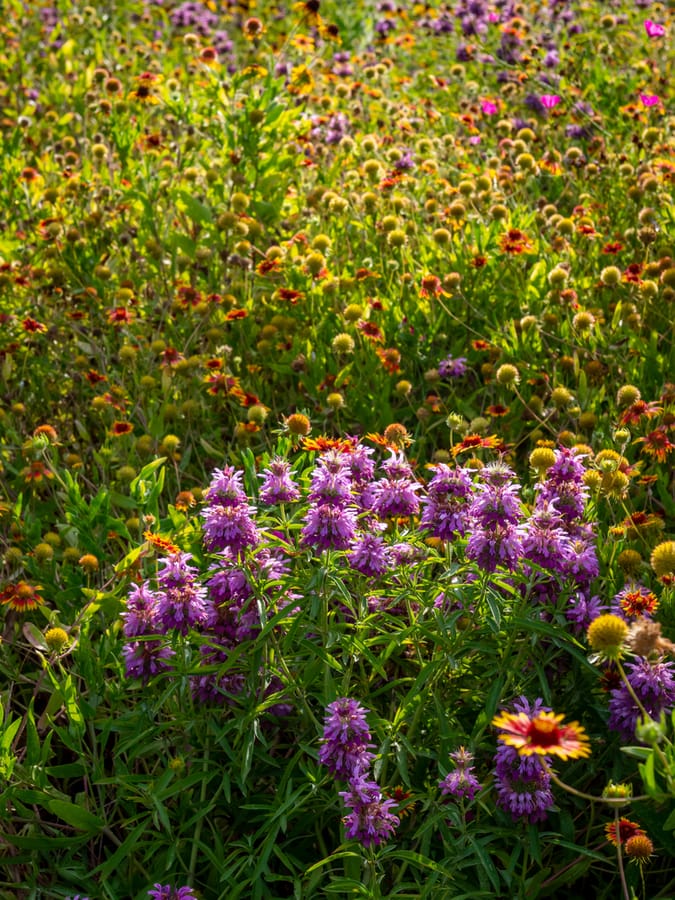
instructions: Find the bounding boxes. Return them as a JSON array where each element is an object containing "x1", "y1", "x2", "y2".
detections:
[{"x1": 48, "y1": 799, "x2": 103, "y2": 832}]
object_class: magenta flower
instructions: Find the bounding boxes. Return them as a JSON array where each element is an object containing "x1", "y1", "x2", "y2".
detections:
[
  {"x1": 640, "y1": 93, "x2": 661, "y2": 107},
  {"x1": 644, "y1": 20, "x2": 666, "y2": 38},
  {"x1": 540, "y1": 94, "x2": 561, "y2": 109},
  {"x1": 481, "y1": 99, "x2": 498, "y2": 115}
]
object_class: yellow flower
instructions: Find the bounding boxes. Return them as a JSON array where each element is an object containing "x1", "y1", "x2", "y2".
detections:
[{"x1": 587, "y1": 614, "x2": 628, "y2": 660}]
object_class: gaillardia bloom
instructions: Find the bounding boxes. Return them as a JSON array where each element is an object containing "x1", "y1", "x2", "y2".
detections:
[{"x1": 492, "y1": 710, "x2": 591, "y2": 760}]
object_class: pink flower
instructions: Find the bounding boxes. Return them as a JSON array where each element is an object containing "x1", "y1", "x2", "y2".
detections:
[
  {"x1": 540, "y1": 94, "x2": 561, "y2": 109},
  {"x1": 639, "y1": 93, "x2": 661, "y2": 108},
  {"x1": 481, "y1": 100, "x2": 499, "y2": 115},
  {"x1": 644, "y1": 20, "x2": 666, "y2": 38}
]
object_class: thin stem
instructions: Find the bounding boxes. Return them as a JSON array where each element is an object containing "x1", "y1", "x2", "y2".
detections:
[
  {"x1": 614, "y1": 808, "x2": 631, "y2": 900},
  {"x1": 543, "y1": 765, "x2": 650, "y2": 805}
]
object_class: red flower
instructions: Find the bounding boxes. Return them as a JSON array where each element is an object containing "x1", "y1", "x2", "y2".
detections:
[{"x1": 22, "y1": 317, "x2": 47, "y2": 333}]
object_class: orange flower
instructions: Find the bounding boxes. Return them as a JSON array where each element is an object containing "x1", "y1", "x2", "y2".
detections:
[
  {"x1": 301, "y1": 435, "x2": 355, "y2": 453},
  {"x1": 143, "y1": 531, "x2": 180, "y2": 555},
  {"x1": 636, "y1": 427, "x2": 674, "y2": 462},
  {"x1": 357, "y1": 320, "x2": 384, "y2": 343},
  {"x1": 452, "y1": 434, "x2": 504, "y2": 457},
  {"x1": 108, "y1": 307, "x2": 133, "y2": 325},
  {"x1": 619, "y1": 400, "x2": 662, "y2": 425},
  {"x1": 493, "y1": 710, "x2": 591, "y2": 760},
  {"x1": 0, "y1": 581, "x2": 44, "y2": 612},
  {"x1": 605, "y1": 818, "x2": 645, "y2": 847},
  {"x1": 498, "y1": 228, "x2": 532, "y2": 254},
  {"x1": 110, "y1": 421, "x2": 133, "y2": 436},
  {"x1": 22, "y1": 317, "x2": 47, "y2": 333},
  {"x1": 377, "y1": 347, "x2": 401, "y2": 374}
]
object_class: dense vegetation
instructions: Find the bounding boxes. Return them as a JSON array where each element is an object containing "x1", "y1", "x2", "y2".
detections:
[{"x1": 0, "y1": 1, "x2": 674, "y2": 897}]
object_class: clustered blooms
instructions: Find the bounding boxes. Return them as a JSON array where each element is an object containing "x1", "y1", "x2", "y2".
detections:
[
  {"x1": 492, "y1": 698, "x2": 556, "y2": 823},
  {"x1": 121, "y1": 444, "x2": 605, "y2": 698},
  {"x1": 319, "y1": 698, "x2": 399, "y2": 848},
  {"x1": 608, "y1": 658, "x2": 675, "y2": 741},
  {"x1": 438, "y1": 747, "x2": 482, "y2": 802}
]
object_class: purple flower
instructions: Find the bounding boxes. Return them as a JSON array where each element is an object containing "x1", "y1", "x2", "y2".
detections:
[
  {"x1": 420, "y1": 464, "x2": 472, "y2": 539},
  {"x1": 154, "y1": 552, "x2": 207, "y2": 634},
  {"x1": 521, "y1": 502, "x2": 572, "y2": 570},
  {"x1": 259, "y1": 457, "x2": 300, "y2": 504},
  {"x1": 370, "y1": 454, "x2": 421, "y2": 519},
  {"x1": 348, "y1": 533, "x2": 391, "y2": 578},
  {"x1": 608, "y1": 658, "x2": 675, "y2": 740},
  {"x1": 123, "y1": 582, "x2": 159, "y2": 637},
  {"x1": 439, "y1": 747, "x2": 481, "y2": 801},
  {"x1": 147, "y1": 886, "x2": 198, "y2": 900},
  {"x1": 123, "y1": 639, "x2": 174, "y2": 683},
  {"x1": 469, "y1": 481, "x2": 522, "y2": 528},
  {"x1": 319, "y1": 698, "x2": 375, "y2": 779},
  {"x1": 302, "y1": 503, "x2": 358, "y2": 551},
  {"x1": 438, "y1": 355, "x2": 468, "y2": 379},
  {"x1": 494, "y1": 744, "x2": 554, "y2": 823},
  {"x1": 202, "y1": 502, "x2": 259, "y2": 553},
  {"x1": 465, "y1": 523, "x2": 523, "y2": 573},
  {"x1": 339, "y1": 775, "x2": 399, "y2": 848},
  {"x1": 566, "y1": 592, "x2": 605, "y2": 634},
  {"x1": 205, "y1": 465, "x2": 249, "y2": 507}
]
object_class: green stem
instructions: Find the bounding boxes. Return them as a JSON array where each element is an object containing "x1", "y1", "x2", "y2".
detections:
[
  {"x1": 188, "y1": 737, "x2": 210, "y2": 885},
  {"x1": 614, "y1": 808, "x2": 631, "y2": 900},
  {"x1": 544, "y1": 765, "x2": 650, "y2": 805}
]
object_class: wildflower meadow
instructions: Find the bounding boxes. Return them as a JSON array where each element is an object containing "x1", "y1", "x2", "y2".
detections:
[{"x1": 1, "y1": 0, "x2": 675, "y2": 897}]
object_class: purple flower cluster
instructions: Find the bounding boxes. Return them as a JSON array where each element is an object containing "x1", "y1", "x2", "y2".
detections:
[
  {"x1": 439, "y1": 747, "x2": 481, "y2": 802},
  {"x1": 147, "y1": 886, "x2": 198, "y2": 900},
  {"x1": 465, "y1": 463, "x2": 524, "y2": 574},
  {"x1": 420, "y1": 464, "x2": 472, "y2": 539},
  {"x1": 319, "y1": 698, "x2": 375, "y2": 780},
  {"x1": 438, "y1": 354, "x2": 468, "y2": 379},
  {"x1": 608, "y1": 658, "x2": 675, "y2": 740},
  {"x1": 202, "y1": 466, "x2": 259, "y2": 554},
  {"x1": 122, "y1": 582, "x2": 174, "y2": 683},
  {"x1": 369, "y1": 452, "x2": 421, "y2": 519},
  {"x1": 259, "y1": 457, "x2": 300, "y2": 505},
  {"x1": 319, "y1": 698, "x2": 399, "y2": 848},
  {"x1": 493, "y1": 698, "x2": 554, "y2": 823}
]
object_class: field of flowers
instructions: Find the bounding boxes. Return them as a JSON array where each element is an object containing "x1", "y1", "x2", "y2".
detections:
[{"x1": 0, "y1": 0, "x2": 674, "y2": 897}]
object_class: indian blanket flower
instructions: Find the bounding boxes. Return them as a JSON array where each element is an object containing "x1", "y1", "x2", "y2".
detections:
[
  {"x1": 492, "y1": 709, "x2": 590, "y2": 760},
  {"x1": 611, "y1": 584, "x2": 659, "y2": 622},
  {"x1": 439, "y1": 747, "x2": 482, "y2": 801},
  {"x1": 605, "y1": 817, "x2": 646, "y2": 847},
  {"x1": 0, "y1": 581, "x2": 44, "y2": 612},
  {"x1": 608, "y1": 657, "x2": 675, "y2": 740},
  {"x1": 587, "y1": 613, "x2": 629, "y2": 661},
  {"x1": 319, "y1": 698, "x2": 375, "y2": 780},
  {"x1": 339, "y1": 775, "x2": 400, "y2": 848}
]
